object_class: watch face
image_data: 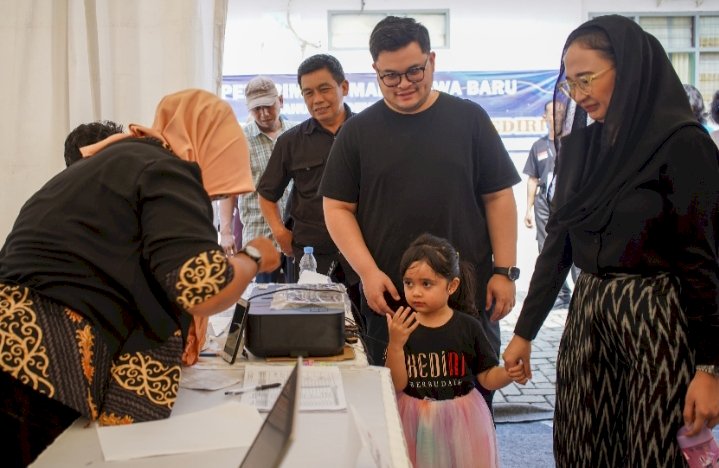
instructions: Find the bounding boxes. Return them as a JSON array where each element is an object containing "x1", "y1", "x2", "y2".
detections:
[
  {"x1": 242, "y1": 245, "x2": 262, "y2": 263},
  {"x1": 508, "y1": 267, "x2": 520, "y2": 281}
]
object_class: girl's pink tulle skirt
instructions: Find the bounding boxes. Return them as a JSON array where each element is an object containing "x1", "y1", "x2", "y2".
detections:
[{"x1": 397, "y1": 389, "x2": 498, "y2": 468}]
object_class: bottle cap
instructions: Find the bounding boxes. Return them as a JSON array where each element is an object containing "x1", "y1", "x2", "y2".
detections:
[{"x1": 303, "y1": 246, "x2": 313, "y2": 254}]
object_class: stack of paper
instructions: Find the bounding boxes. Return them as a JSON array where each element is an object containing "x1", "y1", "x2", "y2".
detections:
[{"x1": 237, "y1": 365, "x2": 347, "y2": 412}]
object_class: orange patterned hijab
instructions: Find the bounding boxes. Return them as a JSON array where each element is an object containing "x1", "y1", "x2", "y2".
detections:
[{"x1": 82, "y1": 88, "x2": 254, "y2": 197}]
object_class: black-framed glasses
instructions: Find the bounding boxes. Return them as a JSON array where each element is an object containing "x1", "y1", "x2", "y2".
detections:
[
  {"x1": 377, "y1": 57, "x2": 430, "y2": 87},
  {"x1": 558, "y1": 67, "x2": 613, "y2": 98}
]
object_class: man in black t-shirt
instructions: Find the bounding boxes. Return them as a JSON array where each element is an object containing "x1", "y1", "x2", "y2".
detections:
[{"x1": 319, "y1": 17, "x2": 520, "y2": 410}]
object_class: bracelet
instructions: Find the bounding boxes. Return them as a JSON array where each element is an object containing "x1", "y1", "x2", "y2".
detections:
[{"x1": 695, "y1": 364, "x2": 719, "y2": 377}]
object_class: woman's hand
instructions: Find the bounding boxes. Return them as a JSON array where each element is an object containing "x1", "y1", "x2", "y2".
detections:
[
  {"x1": 502, "y1": 334, "x2": 533, "y2": 381},
  {"x1": 682, "y1": 370, "x2": 719, "y2": 436}
]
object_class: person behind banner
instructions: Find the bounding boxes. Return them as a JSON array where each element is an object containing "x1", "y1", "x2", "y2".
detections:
[
  {"x1": 503, "y1": 15, "x2": 719, "y2": 467},
  {"x1": 683, "y1": 83, "x2": 710, "y2": 132},
  {"x1": 0, "y1": 89, "x2": 281, "y2": 467},
  {"x1": 711, "y1": 89, "x2": 719, "y2": 148},
  {"x1": 218, "y1": 76, "x2": 296, "y2": 283},
  {"x1": 522, "y1": 100, "x2": 576, "y2": 310}
]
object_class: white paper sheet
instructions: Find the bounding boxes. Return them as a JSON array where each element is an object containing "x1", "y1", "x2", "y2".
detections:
[
  {"x1": 238, "y1": 365, "x2": 347, "y2": 412},
  {"x1": 96, "y1": 401, "x2": 262, "y2": 461},
  {"x1": 179, "y1": 366, "x2": 241, "y2": 390}
]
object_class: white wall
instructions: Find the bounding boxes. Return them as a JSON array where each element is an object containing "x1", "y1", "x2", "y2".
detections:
[
  {"x1": 223, "y1": 0, "x2": 719, "y2": 75},
  {"x1": 0, "y1": 0, "x2": 226, "y2": 243}
]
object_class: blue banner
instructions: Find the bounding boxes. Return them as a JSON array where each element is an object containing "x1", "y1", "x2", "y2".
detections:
[{"x1": 222, "y1": 70, "x2": 558, "y2": 137}]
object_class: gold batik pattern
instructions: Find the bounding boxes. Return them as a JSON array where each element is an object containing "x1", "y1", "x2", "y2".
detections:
[
  {"x1": 98, "y1": 412, "x2": 134, "y2": 426},
  {"x1": 110, "y1": 352, "x2": 180, "y2": 408},
  {"x1": 175, "y1": 249, "x2": 229, "y2": 309},
  {"x1": 0, "y1": 285, "x2": 54, "y2": 396},
  {"x1": 68, "y1": 308, "x2": 98, "y2": 416}
]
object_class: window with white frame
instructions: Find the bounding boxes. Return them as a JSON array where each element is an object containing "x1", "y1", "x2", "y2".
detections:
[
  {"x1": 328, "y1": 10, "x2": 449, "y2": 51},
  {"x1": 595, "y1": 13, "x2": 719, "y2": 107}
]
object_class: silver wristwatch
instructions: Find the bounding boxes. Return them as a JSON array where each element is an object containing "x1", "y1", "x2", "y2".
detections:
[{"x1": 695, "y1": 364, "x2": 719, "y2": 377}]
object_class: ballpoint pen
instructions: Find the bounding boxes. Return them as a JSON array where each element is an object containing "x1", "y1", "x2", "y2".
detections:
[{"x1": 224, "y1": 382, "x2": 282, "y2": 395}]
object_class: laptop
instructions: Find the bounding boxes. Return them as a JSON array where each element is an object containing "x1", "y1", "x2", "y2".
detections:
[{"x1": 239, "y1": 357, "x2": 302, "y2": 468}]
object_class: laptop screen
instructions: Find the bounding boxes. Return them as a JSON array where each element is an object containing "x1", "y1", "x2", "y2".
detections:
[{"x1": 239, "y1": 357, "x2": 301, "y2": 468}]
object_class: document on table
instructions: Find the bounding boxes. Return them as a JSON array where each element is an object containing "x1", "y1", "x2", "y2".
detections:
[
  {"x1": 238, "y1": 365, "x2": 347, "y2": 412},
  {"x1": 96, "y1": 401, "x2": 262, "y2": 461}
]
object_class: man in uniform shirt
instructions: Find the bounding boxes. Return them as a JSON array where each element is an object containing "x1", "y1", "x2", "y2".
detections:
[{"x1": 257, "y1": 54, "x2": 359, "y2": 300}]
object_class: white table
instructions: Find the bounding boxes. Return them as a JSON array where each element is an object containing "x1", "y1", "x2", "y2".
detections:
[
  {"x1": 33, "y1": 287, "x2": 409, "y2": 467},
  {"x1": 32, "y1": 363, "x2": 409, "y2": 467}
]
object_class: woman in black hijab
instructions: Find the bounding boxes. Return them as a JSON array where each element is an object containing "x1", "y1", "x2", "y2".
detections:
[{"x1": 503, "y1": 15, "x2": 719, "y2": 467}]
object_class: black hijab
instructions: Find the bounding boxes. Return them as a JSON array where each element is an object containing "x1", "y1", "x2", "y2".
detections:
[{"x1": 551, "y1": 15, "x2": 699, "y2": 232}]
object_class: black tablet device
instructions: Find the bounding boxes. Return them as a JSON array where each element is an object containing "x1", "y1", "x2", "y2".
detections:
[{"x1": 220, "y1": 298, "x2": 249, "y2": 365}]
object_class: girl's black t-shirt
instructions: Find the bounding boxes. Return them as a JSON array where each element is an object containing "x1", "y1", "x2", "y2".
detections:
[{"x1": 402, "y1": 311, "x2": 498, "y2": 400}]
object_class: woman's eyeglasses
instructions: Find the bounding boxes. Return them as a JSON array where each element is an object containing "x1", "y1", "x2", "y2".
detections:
[
  {"x1": 558, "y1": 67, "x2": 613, "y2": 98},
  {"x1": 377, "y1": 57, "x2": 430, "y2": 87}
]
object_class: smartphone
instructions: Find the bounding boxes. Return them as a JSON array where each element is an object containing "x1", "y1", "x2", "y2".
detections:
[{"x1": 220, "y1": 298, "x2": 249, "y2": 364}]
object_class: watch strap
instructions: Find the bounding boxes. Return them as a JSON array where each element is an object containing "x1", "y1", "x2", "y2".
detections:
[
  {"x1": 493, "y1": 266, "x2": 520, "y2": 280},
  {"x1": 238, "y1": 246, "x2": 262, "y2": 266}
]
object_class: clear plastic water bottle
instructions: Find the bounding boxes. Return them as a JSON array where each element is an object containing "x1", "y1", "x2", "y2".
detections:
[{"x1": 298, "y1": 246, "x2": 317, "y2": 276}]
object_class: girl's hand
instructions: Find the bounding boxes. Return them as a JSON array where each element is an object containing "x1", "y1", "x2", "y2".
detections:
[
  {"x1": 386, "y1": 306, "x2": 419, "y2": 348},
  {"x1": 506, "y1": 361, "x2": 529, "y2": 385}
]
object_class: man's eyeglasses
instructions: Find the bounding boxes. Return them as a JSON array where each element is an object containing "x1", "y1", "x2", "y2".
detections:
[
  {"x1": 558, "y1": 67, "x2": 613, "y2": 98},
  {"x1": 377, "y1": 57, "x2": 430, "y2": 87}
]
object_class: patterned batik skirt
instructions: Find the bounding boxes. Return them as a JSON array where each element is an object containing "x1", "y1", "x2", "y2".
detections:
[
  {"x1": 397, "y1": 388, "x2": 498, "y2": 468},
  {"x1": 554, "y1": 272, "x2": 693, "y2": 467},
  {"x1": 0, "y1": 282, "x2": 183, "y2": 425}
]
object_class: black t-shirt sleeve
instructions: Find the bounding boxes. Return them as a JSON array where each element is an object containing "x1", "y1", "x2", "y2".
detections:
[
  {"x1": 136, "y1": 157, "x2": 221, "y2": 280},
  {"x1": 471, "y1": 103, "x2": 522, "y2": 195},
  {"x1": 319, "y1": 121, "x2": 360, "y2": 203}
]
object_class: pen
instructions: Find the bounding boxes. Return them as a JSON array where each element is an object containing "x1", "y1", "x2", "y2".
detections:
[{"x1": 224, "y1": 382, "x2": 282, "y2": 395}]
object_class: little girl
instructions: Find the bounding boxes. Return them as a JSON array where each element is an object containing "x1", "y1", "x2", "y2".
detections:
[{"x1": 385, "y1": 233, "x2": 526, "y2": 468}]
